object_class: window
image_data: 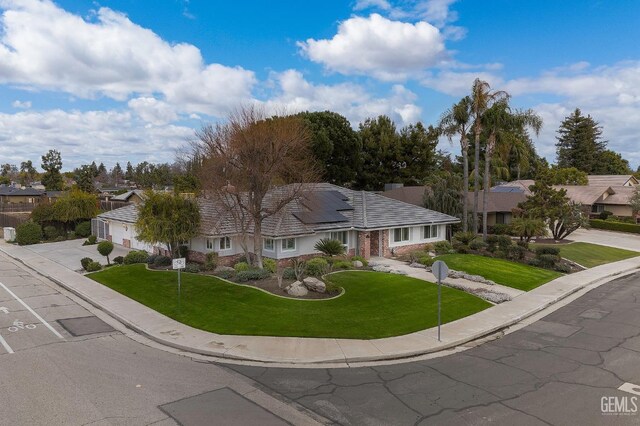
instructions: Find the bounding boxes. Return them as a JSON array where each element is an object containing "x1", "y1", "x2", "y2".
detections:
[
  {"x1": 206, "y1": 238, "x2": 214, "y2": 250},
  {"x1": 591, "y1": 204, "x2": 605, "y2": 213},
  {"x1": 330, "y1": 231, "x2": 348, "y2": 245},
  {"x1": 423, "y1": 225, "x2": 439, "y2": 239},
  {"x1": 496, "y1": 213, "x2": 506, "y2": 224},
  {"x1": 263, "y1": 238, "x2": 274, "y2": 251},
  {"x1": 281, "y1": 238, "x2": 296, "y2": 251},
  {"x1": 219, "y1": 236, "x2": 231, "y2": 250},
  {"x1": 392, "y1": 227, "x2": 410, "y2": 243}
]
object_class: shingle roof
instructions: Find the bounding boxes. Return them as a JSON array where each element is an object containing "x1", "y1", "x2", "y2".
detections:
[
  {"x1": 111, "y1": 189, "x2": 146, "y2": 201},
  {"x1": 0, "y1": 186, "x2": 44, "y2": 196},
  {"x1": 556, "y1": 185, "x2": 614, "y2": 205},
  {"x1": 588, "y1": 175, "x2": 637, "y2": 186},
  {"x1": 466, "y1": 192, "x2": 526, "y2": 213},
  {"x1": 100, "y1": 183, "x2": 458, "y2": 238},
  {"x1": 598, "y1": 186, "x2": 636, "y2": 205}
]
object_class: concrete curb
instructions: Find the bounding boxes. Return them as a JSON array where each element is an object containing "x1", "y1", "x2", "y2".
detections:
[{"x1": 2, "y1": 242, "x2": 639, "y2": 367}]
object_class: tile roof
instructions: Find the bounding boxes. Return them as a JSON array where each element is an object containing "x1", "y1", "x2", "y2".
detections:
[{"x1": 97, "y1": 204, "x2": 138, "y2": 223}]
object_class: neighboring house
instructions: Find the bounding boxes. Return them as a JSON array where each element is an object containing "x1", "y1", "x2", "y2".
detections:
[
  {"x1": 0, "y1": 186, "x2": 44, "y2": 204},
  {"x1": 95, "y1": 183, "x2": 459, "y2": 265},
  {"x1": 110, "y1": 189, "x2": 146, "y2": 205},
  {"x1": 587, "y1": 175, "x2": 638, "y2": 187},
  {"x1": 466, "y1": 191, "x2": 527, "y2": 225},
  {"x1": 381, "y1": 185, "x2": 428, "y2": 207}
]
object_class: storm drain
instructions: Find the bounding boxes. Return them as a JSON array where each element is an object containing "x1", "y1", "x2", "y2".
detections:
[
  {"x1": 159, "y1": 388, "x2": 288, "y2": 426},
  {"x1": 57, "y1": 316, "x2": 116, "y2": 336}
]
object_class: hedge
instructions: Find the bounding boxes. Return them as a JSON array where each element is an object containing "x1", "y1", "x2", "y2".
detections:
[{"x1": 590, "y1": 219, "x2": 640, "y2": 234}]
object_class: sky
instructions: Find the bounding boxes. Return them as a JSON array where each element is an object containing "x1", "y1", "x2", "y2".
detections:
[{"x1": 1, "y1": 0, "x2": 639, "y2": 171}]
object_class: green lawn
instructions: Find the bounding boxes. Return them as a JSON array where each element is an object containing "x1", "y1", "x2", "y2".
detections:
[
  {"x1": 88, "y1": 265, "x2": 490, "y2": 339},
  {"x1": 435, "y1": 254, "x2": 562, "y2": 291},
  {"x1": 532, "y1": 242, "x2": 640, "y2": 268}
]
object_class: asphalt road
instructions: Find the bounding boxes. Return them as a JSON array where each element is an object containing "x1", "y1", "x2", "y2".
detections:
[
  {"x1": 0, "y1": 253, "x2": 319, "y2": 426},
  {"x1": 232, "y1": 273, "x2": 640, "y2": 426}
]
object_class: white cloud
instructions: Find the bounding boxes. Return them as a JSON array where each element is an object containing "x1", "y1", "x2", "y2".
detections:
[
  {"x1": 0, "y1": 108, "x2": 193, "y2": 168},
  {"x1": 263, "y1": 69, "x2": 422, "y2": 125},
  {"x1": 11, "y1": 100, "x2": 31, "y2": 109},
  {"x1": 127, "y1": 97, "x2": 178, "y2": 125},
  {"x1": 0, "y1": 0, "x2": 255, "y2": 116},
  {"x1": 298, "y1": 14, "x2": 446, "y2": 81},
  {"x1": 421, "y1": 71, "x2": 505, "y2": 96},
  {"x1": 354, "y1": 0, "x2": 391, "y2": 11}
]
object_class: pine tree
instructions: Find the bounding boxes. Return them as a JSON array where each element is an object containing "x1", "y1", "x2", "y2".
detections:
[{"x1": 555, "y1": 109, "x2": 606, "y2": 173}]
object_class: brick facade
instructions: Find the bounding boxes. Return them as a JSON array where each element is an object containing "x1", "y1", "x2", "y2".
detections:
[
  {"x1": 123, "y1": 238, "x2": 131, "y2": 249},
  {"x1": 358, "y1": 231, "x2": 371, "y2": 259},
  {"x1": 387, "y1": 242, "x2": 430, "y2": 257}
]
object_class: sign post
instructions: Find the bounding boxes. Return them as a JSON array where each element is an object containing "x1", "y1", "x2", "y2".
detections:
[
  {"x1": 172, "y1": 258, "x2": 186, "y2": 310},
  {"x1": 431, "y1": 260, "x2": 449, "y2": 342}
]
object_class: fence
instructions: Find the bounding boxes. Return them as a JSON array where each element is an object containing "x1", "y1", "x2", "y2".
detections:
[
  {"x1": 99, "y1": 200, "x2": 130, "y2": 212},
  {"x1": 0, "y1": 203, "x2": 36, "y2": 213},
  {"x1": 0, "y1": 212, "x2": 30, "y2": 229}
]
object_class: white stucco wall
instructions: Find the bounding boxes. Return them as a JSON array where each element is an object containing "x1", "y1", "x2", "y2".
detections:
[{"x1": 387, "y1": 224, "x2": 446, "y2": 248}]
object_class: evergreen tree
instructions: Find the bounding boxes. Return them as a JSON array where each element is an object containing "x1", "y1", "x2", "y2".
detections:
[
  {"x1": 74, "y1": 165, "x2": 95, "y2": 193},
  {"x1": 125, "y1": 161, "x2": 134, "y2": 180},
  {"x1": 555, "y1": 109, "x2": 606, "y2": 173},
  {"x1": 40, "y1": 150, "x2": 64, "y2": 191},
  {"x1": 111, "y1": 163, "x2": 123, "y2": 185},
  {"x1": 593, "y1": 150, "x2": 631, "y2": 175}
]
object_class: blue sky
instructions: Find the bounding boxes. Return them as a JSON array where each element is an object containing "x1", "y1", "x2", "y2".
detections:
[{"x1": 1, "y1": 0, "x2": 639, "y2": 170}]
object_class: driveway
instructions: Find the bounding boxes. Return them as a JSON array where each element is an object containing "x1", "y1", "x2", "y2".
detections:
[
  {"x1": 570, "y1": 228, "x2": 640, "y2": 251},
  {"x1": 23, "y1": 239, "x2": 131, "y2": 271}
]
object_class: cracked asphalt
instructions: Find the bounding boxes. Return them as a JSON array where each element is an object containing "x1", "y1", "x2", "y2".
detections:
[{"x1": 232, "y1": 273, "x2": 640, "y2": 425}]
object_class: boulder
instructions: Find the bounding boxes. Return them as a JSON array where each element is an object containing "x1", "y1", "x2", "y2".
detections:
[
  {"x1": 409, "y1": 262, "x2": 425, "y2": 269},
  {"x1": 287, "y1": 281, "x2": 309, "y2": 297},
  {"x1": 352, "y1": 260, "x2": 364, "y2": 268},
  {"x1": 390, "y1": 269, "x2": 408, "y2": 275},
  {"x1": 215, "y1": 266, "x2": 235, "y2": 273},
  {"x1": 303, "y1": 277, "x2": 326, "y2": 293},
  {"x1": 372, "y1": 265, "x2": 391, "y2": 273}
]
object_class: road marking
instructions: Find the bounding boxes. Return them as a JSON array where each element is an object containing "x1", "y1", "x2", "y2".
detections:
[
  {"x1": 0, "y1": 333, "x2": 13, "y2": 354},
  {"x1": 0, "y1": 307, "x2": 8, "y2": 314},
  {"x1": 0, "y1": 281, "x2": 64, "y2": 339},
  {"x1": 619, "y1": 382, "x2": 640, "y2": 396}
]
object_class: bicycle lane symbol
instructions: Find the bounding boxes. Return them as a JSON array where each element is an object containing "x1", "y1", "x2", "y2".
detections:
[{"x1": 8, "y1": 319, "x2": 36, "y2": 333}]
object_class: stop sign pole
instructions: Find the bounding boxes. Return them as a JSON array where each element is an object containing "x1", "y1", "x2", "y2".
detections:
[
  {"x1": 431, "y1": 260, "x2": 449, "y2": 342},
  {"x1": 172, "y1": 258, "x2": 186, "y2": 311}
]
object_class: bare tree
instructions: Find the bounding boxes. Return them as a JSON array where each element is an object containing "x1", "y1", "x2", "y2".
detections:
[{"x1": 194, "y1": 107, "x2": 320, "y2": 269}]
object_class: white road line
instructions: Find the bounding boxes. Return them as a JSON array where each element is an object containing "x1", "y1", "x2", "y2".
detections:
[
  {"x1": 619, "y1": 382, "x2": 640, "y2": 396},
  {"x1": 0, "y1": 333, "x2": 13, "y2": 354},
  {"x1": 0, "y1": 281, "x2": 64, "y2": 339}
]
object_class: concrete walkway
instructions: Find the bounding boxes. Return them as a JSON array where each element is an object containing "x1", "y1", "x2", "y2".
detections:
[{"x1": 1, "y1": 240, "x2": 638, "y2": 367}]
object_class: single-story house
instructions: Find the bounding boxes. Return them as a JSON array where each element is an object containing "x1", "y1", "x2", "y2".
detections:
[
  {"x1": 95, "y1": 183, "x2": 459, "y2": 265},
  {"x1": 466, "y1": 191, "x2": 527, "y2": 225},
  {"x1": 587, "y1": 175, "x2": 638, "y2": 187},
  {"x1": 109, "y1": 189, "x2": 146, "y2": 205},
  {"x1": 0, "y1": 186, "x2": 45, "y2": 204}
]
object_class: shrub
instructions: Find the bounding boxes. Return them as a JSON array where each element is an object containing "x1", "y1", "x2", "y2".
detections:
[
  {"x1": 54, "y1": 235, "x2": 66, "y2": 242},
  {"x1": 113, "y1": 256, "x2": 124, "y2": 265},
  {"x1": 234, "y1": 261, "x2": 250, "y2": 272},
  {"x1": 493, "y1": 250, "x2": 507, "y2": 259},
  {"x1": 332, "y1": 260, "x2": 352, "y2": 270},
  {"x1": 555, "y1": 264, "x2": 571, "y2": 273},
  {"x1": 16, "y1": 222, "x2": 42, "y2": 245},
  {"x1": 214, "y1": 269, "x2": 235, "y2": 280},
  {"x1": 262, "y1": 257, "x2": 276, "y2": 273},
  {"x1": 433, "y1": 240, "x2": 453, "y2": 255},
  {"x1": 282, "y1": 267, "x2": 296, "y2": 280},
  {"x1": 534, "y1": 246, "x2": 560, "y2": 256},
  {"x1": 350, "y1": 255, "x2": 368, "y2": 267},
  {"x1": 314, "y1": 238, "x2": 345, "y2": 256},
  {"x1": 97, "y1": 241, "x2": 114, "y2": 264},
  {"x1": 236, "y1": 269, "x2": 270, "y2": 282},
  {"x1": 506, "y1": 245, "x2": 526, "y2": 261},
  {"x1": 516, "y1": 240, "x2": 529, "y2": 249},
  {"x1": 469, "y1": 240, "x2": 487, "y2": 251},
  {"x1": 452, "y1": 231, "x2": 478, "y2": 246},
  {"x1": 81, "y1": 257, "x2": 93, "y2": 270},
  {"x1": 537, "y1": 254, "x2": 559, "y2": 269},
  {"x1": 146, "y1": 254, "x2": 158, "y2": 264},
  {"x1": 123, "y1": 250, "x2": 149, "y2": 265},
  {"x1": 204, "y1": 252, "x2": 218, "y2": 271},
  {"x1": 85, "y1": 261, "x2": 102, "y2": 272},
  {"x1": 418, "y1": 256, "x2": 435, "y2": 266},
  {"x1": 490, "y1": 224, "x2": 512, "y2": 235},
  {"x1": 74, "y1": 221, "x2": 92, "y2": 238},
  {"x1": 486, "y1": 235, "x2": 512, "y2": 252},
  {"x1": 184, "y1": 262, "x2": 201, "y2": 273},
  {"x1": 83, "y1": 235, "x2": 97, "y2": 246},
  {"x1": 599, "y1": 210, "x2": 613, "y2": 220},
  {"x1": 153, "y1": 255, "x2": 172, "y2": 267},
  {"x1": 590, "y1": 219, "x2": 640, "y2": 234},
  {"x1": 408, "y1": 250, "x2": 429, "y2": 263},
  {"x1": 423, "y1": 243, "x2": 434, "y2": 253},
  {"x1": 178, "y1": 245, "x2": 189, "y2": 258},
  {"x1": 67, "y1": 231, "x2": 76, "y2": 240},
  {"x1": 306, "y1": 257, "x2": 330, "y2": 276},
  {"x1": 43, "y1": 225, "x2": 58, "y2": 240}
]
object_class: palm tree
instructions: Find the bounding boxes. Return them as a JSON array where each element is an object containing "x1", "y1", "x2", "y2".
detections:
[
  {"x1": 470, "y1": 79, "x2": 509, "y2": 233},
  {"x1": 438, "y1": 96, "x2": 472, "y2": 231},
  {"x1": 481, "y1": 103, "x2": 542, "y2": 239}
]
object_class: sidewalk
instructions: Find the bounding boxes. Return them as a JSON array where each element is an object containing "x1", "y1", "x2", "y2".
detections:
[{"x1": 2, "y1": 240, "x2": 639, "y2": 367}]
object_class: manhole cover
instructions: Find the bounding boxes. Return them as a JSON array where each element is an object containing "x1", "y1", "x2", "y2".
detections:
[
  {"x1": 57, "y1": 316, "x2": 116, "y2": 336},
  {"x1": 160, "y1": 388, "x2": 288, "y2": 426}
]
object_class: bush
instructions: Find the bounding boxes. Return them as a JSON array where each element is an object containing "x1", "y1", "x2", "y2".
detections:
[
  {"x1": 123, "y1": 250, "x2": 149, "y2": 265},
  {"x1": 452, "y1": 231, "x2": 478, "y2": 246},
  {"x1": 262, "y1": 257, "x2": 276, "y2": 273},
  {"x1": 516, "y1": 240, "x2": 529, "y2": 249},
  {"x1": 75, "y1": 221, "x2": 92, "y2": 238},
  {"x1": 184, "y1": 262, "x2": 201, "y2": 273},
  {"x1": 590, "y1": 219, "x2": 640, "y2": 234},
  {"x1": 314, "y1": 238, "x2": 345, "y2": 256},
  {"x1": 54, "y1": 235, "x2": 66, "y2": 242},
  {"x1": 433, "y1": 240, "x2": 453, "y2": 255},
  {"x1": 113, "y1": 256, "x2": 124, "y2": 265},
  {"x1": 67, "y1": 231, "x2": 76, "y2": 240},
  {"x1": 234, "y1": 261, "x2": 250, "y2": 272},
  {"x1": 423, "y1": 243, "x2": 434, "y2": 253},
  {"x1": 537, "y1": 254, "x2": 559, "y2": 269},
  {"x1": 178, "y1": 245, "x2": 189, "y2": 258},
  {"x1": 489, "y1": 224, "x2": 512, "y2": 236},
  {"x1": 83, "y1": 235, "x2": 97, "y2": 246},
  {"x1": 469, "y1": 240, "x2": 487, "y2": 251},
  {"x1": 97, "y1": 241, "x2": 114, "y2": 264},
  {"x1": 555, "y1": 264, "x2": 571, "y2": 273},
  {"x1": 306, "y1": 257, "x2": 329, "y2": 276},
  {"x1": 16, "y1": 222, "x2": 42, "y2": 245},
  {"x1": 214, "y1": 269, "x2": 235, "y2": 280},
  {"x1": 418, "y1": 256, "x2": 435, "y2": 266},
  {"x1": 204, "y1": 252, "x2": 218, "y2": 271},
  {"x1": 81, "y1": 257, "x2": 93, "y2": 270},
  {"x1": 350, "y1": 255, "x2": 368, "y2": 267},
  {"x1": 43, "y1": 225, "x2": 58, "y2": 240},
  {"x1": 506, "y1": 245, "x2": 526, "y2": 261},
  {"x1": 534, "y1": 246, "x2": 560, "y2": 256},
  {"x1": 85, "y1": 261, "x2": 102, "y2": 272},
  {"x1": 282, "y1": 267, "x2": 297, "y2": 280},
  {"x1": 486, "y1": 235, "x2": 512, "y2": 252},
  {"x1": 236, "y1": 269, "x2": 270, "y2": 282},
  {"x1": 153, "y1": 255, "x2": 172, "y2": 267},
  {"x1": 332, "y1": 260, "x2": 352, "y2": 270},
  {"x1": 599, "y1": 210, "x2": 613, "y2": 220}
]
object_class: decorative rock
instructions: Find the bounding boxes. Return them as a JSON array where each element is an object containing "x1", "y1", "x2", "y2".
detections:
[
  {"x1": 352, "y1": 260, "x2": 364, "y2": 268},
  {"x1": 215, "y1": 266, "x2": 235, "y2": 273},
  {"x1": 287, "y1": 281, "x2": 309, "y2": 297},
  {"x1": 372, "y1": 265, "x2": 391, "y2": 272},
  {"x1": 409, "y1": 262, "x2": 425, "y2": 269},
  {"x1": 303, "y1": 277, "x2": 326, "y2": 293},
  {"x1": 390, "y1": 269, "x2": 408, "y2": 275},
  {"x1": 368, "y1": 260, "x2": 380, "y2": 267}
]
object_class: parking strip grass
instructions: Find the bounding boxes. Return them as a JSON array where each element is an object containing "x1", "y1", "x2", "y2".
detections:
[
  {"x1": 435, "y1": 254, "x2": 562, "y2": 291},
  {"x1": 88, "y1": 265, "x2": 490, "y2": 339},
  {"x1": 532, "y1": 242, "x2": 640, "y2": 268}
]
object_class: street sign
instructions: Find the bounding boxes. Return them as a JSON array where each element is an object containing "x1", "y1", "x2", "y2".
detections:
[
  {"x1": 431, "y1": 260, "x2": 449, "y2": 342},
  {"x1": 431, "y1": 260, "x2": 449, "y2": 282},
  {"x1": 172, "y1": 258, "x2": 186, "y2": 270}
]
